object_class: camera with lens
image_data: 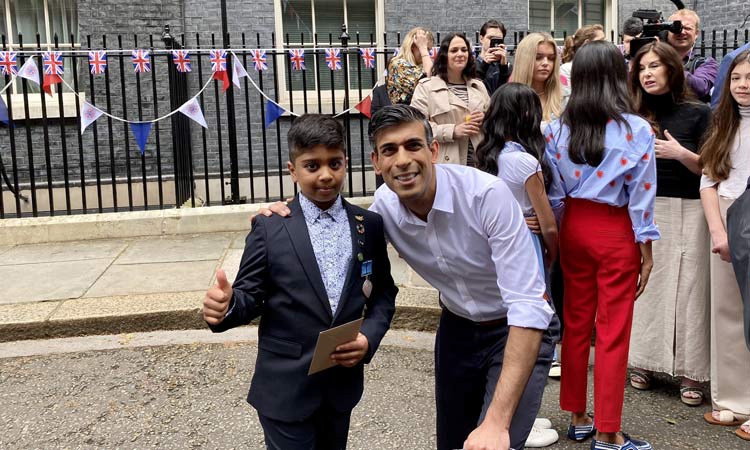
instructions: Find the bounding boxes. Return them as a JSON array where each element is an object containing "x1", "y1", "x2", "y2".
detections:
[{"x1": 628, "y1": 0, "x2": 686, "y2": 57}]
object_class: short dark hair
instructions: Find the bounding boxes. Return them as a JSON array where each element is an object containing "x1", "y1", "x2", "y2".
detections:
[
  {"x1": 368, "y1": 104, "x2": 433, "y2": 149},
  {"x1": 480, "y1": 20, "x2": 506, "y2": 38},
  {"x1": 432, "y1": 33, "x2": 477, "y2": 81},
  {"x1": 286, "y1": 114, "x2": 345, "y2": 162},
  {"x1": 622, "y1": 17, "x2": 643, "y2": 37}
]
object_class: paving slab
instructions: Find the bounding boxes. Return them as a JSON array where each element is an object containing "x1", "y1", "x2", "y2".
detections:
[
  {"x1": 84, "y1": 260, "x2": 218, "y2": 298},
  {"x1": 0, "y1": 259, "x2": 113, "y2": 304},
  {"x1": 0, "y1": 245, "x2": 14, "y2": 257},
  {"x1": 115, "y1": 233, "x2": 232, "y2": 264},
  {"x1": 230, "y1": 231, "x2": 248, "y2": 249},
  {"x1": 0, "y1": 301, "x2": 61, "y2": 325},
  {"x1": 219, "y1": 248, "x2": 244, "y2": 284},
  {"x1": 0, "y1": 240, "x2": 128, "y2": 266},
  {"x1": 53, "y1": 292, "x2": 203, "y2": 320}
]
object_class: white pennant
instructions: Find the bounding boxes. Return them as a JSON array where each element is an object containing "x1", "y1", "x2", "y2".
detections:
[
  {"x1": 232, "y1": 52, "x2": 249, "y2": 89},
  {"x1": 178, "y1": 97, "x2": 208, "y2": 128},
  {"x1": 17, "y1": 56, "x2": 40, "y2": 85},
  {"x1": 80, "y1": 100, "x2": 104, "y2": 135}
]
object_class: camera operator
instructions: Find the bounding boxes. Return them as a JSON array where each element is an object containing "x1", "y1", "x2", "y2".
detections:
[
  {"x1": 622, "y1": 17, "x2": 643, "y2": 63},
  {"x1": 476, "y1": 19, "x2": 511, "y2": 95},
  {"x1": 667, "y1": 9, "x2": 718, "y2": 102}
]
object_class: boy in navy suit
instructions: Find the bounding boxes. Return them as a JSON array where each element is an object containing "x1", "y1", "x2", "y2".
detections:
[{"x1": 202, "y1": 114, "x2": 397, "y2": 450}]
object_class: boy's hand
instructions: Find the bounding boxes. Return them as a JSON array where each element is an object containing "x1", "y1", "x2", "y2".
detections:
[
  {"x1": 331, "y1": 333, "x2": 369, "y2": 367},
  {"x1": 203, "y1": 269, "x2": 233, "y2": 325}
]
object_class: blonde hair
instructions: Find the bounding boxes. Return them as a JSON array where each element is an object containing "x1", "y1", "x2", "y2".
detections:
[
  {"x1": 562, "y1": 24, "x2": 604, "y2": 63},
  {"x1": 669, "y1": 9, "x2": 701, "y2": 30},
  {"x1": 395, "y1": 27, "x2": 435, "y2": 66},
  {"x1": 512, "y1": 32, "x2": 563, "y2": 122}
]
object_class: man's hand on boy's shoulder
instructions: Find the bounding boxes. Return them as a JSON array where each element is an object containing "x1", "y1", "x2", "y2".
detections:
[
  {"x1": 331, "y1": 333, "x2": 370, "y2": 368},
  {"x1": 203, "y1": 269, "x2": 233, "y2": 326},
  {"x1": 251, "y1": 200, "x2": 292, "y2": 223}
]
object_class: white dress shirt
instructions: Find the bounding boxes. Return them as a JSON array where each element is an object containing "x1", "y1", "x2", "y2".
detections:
[{"x1": 370, "y1": 164, "x2": 554, "y2": 329}]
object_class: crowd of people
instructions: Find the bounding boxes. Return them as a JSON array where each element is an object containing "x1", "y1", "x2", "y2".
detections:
[{"x1": 203, "y1": 8, "x2": 750, "y2": 450}]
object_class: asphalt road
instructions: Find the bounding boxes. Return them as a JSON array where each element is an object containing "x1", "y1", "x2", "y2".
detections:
[{"x1": 0, "y1": 329, "x2": 745, "y2": 449}]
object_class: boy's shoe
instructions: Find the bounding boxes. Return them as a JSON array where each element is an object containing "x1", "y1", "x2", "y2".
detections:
[
  {"x1": 548, "y1": 361, "x2": 562, "y2": 378},
  {"x1": 567, "y1": 422, "x2": 596, "y2": 442},
  {"x1": 533, "y1": 417, "x2": 553, "y2": 429},
  {"x1": 525, "y1": 426, "x2": 559, "y2": 448},
  {"x1": 590, "y1": 434, "x2": 652, "y2": 450}
]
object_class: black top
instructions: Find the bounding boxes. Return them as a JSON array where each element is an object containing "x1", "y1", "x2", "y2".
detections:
[{"x1": 644, "y1": 93, "x2": 711, "y2": 199}]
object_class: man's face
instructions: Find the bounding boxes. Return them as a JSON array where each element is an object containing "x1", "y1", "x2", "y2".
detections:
[
  {"x1": 371, "y1": 121, "x2": 438, "y2": 210},
  {"x1": 668, "y1": 14, "x2": 698, "y2": 54},
  {"x1": 623, "y1": 34, "x2": 637, "y2": 55},
  {"x1": 480, "y1": 27, "x2": 504, "y2": 53}
]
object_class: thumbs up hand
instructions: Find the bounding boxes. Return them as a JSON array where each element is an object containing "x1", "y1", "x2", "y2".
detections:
[{"x1": 203, "y1": 269, "x2": 233, "y2": 325}]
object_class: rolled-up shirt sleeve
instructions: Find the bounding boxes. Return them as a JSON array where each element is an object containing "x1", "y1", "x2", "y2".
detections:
[
  {"x1": 624, "y1": 131, "x2": 660, "y2": 243},
  {"x1": 479, "y1": 181, "x2": 554, "y2": 330}
]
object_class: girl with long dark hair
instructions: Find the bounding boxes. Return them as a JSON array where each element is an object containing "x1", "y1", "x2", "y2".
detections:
[
  {"x1": 546, "y1": 41, "x2": 659, "y2": 450},
  {"x1": 699, "y1": 49, "x2": 750, "y2": 440}
]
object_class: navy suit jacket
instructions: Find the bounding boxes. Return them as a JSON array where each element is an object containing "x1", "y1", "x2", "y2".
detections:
[{"x1": 209, "y1": 196, "x2": 398, "y2": 421}]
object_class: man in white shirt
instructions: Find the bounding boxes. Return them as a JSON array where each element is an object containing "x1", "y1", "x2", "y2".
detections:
[{"x1": 262, "y1": 105, "x2": 558, "y2": 450}]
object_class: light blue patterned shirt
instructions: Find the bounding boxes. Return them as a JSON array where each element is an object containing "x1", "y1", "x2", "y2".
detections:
[{"x1": 299, "y1": 193, "x2": 353, "y2": 314}]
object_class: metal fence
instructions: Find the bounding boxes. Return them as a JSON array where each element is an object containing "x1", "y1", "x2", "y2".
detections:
[{"x1": 0, "y1": 27, "x2": 749, "y2": 219}]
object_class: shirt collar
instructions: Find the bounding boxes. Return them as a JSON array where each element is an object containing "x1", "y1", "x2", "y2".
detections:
[
  {"x1": 502, "y1": 141, "x2": 527, "y2": 154},
  {"x1": 299, "y1": 193, "x2": 346, "y2": 225}
]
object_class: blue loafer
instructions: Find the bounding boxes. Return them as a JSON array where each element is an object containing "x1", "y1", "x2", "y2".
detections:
[
  {"x1": 590, "y1": 433, "x2": 652, "y2": 450},
  {"x1": 567, "y1": 422, "x2": 596, "y2": 441}
]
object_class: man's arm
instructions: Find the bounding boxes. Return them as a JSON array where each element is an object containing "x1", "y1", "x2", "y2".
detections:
[{"x1": 686, "y1": 56, "x2": 718, "y2": 99}]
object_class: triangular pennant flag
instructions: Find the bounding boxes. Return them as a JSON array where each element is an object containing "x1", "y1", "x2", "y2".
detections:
[
  {"x1": 42, "y1": 74, "x2": 63, "y2": 96},
  {"x1": 265, "y1": 99, "x2": 285, "y2": 128},
  {"x1": 0, "y1": 97, "x2": 9, "y2": 126},
  {"x1": 17, "y1": 56, "x2": 40, "y2": 85},
  {"x1": 212, "y1": 69, "x2": 230, "y2": 92},
  {"x1": 130, "y1": 122, "x2": 152, "y2": 155},
  {"x1": 354, "y1": 95, "x2": 372, "y2": 118},
  {"x1": 80, "y1": 100, "x2": 104, "y2": 135},
  {"x1": 232, "y1": 53, "x2": 249, "y2": 89},
  {"x1": 178, "y1": 97, "x2": 208, "y2": 128}
]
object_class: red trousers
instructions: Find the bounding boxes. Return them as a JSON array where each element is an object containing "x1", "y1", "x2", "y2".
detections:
[{"x1": 559, "y1": 198, "x2": 640, "y2": 433}]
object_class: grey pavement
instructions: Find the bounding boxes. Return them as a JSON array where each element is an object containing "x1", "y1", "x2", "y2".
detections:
[
  {"x1": 0, "y1": 202, "x2": 441, "y2": 342},
  {"x1": 0, "y1": 328, "x2": 744, "y2": 450}
]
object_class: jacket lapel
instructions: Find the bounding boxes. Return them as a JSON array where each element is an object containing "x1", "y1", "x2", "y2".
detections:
[
  {"x1": 332, "y1": 199, "x2": 361, "y2": 323},
  {"x1": 283, "y1": 198, "x2": 333, "y2": 321}
]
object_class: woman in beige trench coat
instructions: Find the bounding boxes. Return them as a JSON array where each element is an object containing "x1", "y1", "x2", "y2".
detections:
[{"x1": 410, "y1": 33, "x2": 490, "y2": 166}]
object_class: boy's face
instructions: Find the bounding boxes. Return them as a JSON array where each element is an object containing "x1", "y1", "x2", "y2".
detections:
[
  {"x1": 370, "y1": 121, "x2": 438, "y2": 213},
  {"x1": 287, "y1": 145, "x2": 347, "y2": 210}
]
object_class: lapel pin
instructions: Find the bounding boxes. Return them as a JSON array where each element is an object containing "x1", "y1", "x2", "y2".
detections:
[
  {"x1": 357, "y1": 252, "x2": 364, "y2": 262},
  {"x1": 355, "y1": 215, "x2": 364, "y2": 222},
  {"x1": 357, "y1": 224, "x2": 365, "y2": 235}
]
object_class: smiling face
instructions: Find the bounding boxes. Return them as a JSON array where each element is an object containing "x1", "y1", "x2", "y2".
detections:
[
  {"x1": 730, "y1": 60, "x2": 750, "y2": 107},
  {"x1": 533, "y1": 42, "x2": 556, "y2": 85},
  {"x1": 447, "y1": 36, "x2": 470, "y2": 75},
  {"x1": 371, "y1": 120, "x2": 438, "y2": 217},
  {"x1": 287, "y1": 145, "x2": 347, "y2": 210},
  {"x1": 638, "y1": 50, "x2": 669, "y2": 95}
]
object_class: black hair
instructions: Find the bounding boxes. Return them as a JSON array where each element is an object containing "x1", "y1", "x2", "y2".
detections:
[
  {"x1": 432, "y1": 33, "x2": 477, "y2": 81},
  {"x1": 476, "y1": 82, "x2": 551, "y2": 188},
  {"x1": 368, "y1": 104, "x2": 433, "y2": 149},
  {"x1": 480, "y1": 20, "x2": 507, "y2": 38},
  {"x1": 562, "y1": 41, "x2": 633, "y2": 166},
  {"x1": 287, "y1": 114, "x2": 345, "y2": 162},
  {"x1": 622, "y1": 17, "x2": 643, "y2": 37}
]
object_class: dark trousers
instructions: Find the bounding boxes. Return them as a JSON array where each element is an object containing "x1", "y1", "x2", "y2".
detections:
[
  {"x1": 435, "y1": 308, "x2": 559, "y2": 450},
  {"x1": 258, "y1": 405, "x2": 351, "y2": 450}
]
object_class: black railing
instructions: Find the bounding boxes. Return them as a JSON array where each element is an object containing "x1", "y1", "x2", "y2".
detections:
[{"x1": 0, "y1": 28, "x2": 748, "y2": 218}]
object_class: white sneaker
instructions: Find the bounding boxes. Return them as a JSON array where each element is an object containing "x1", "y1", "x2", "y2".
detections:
[
  {"x1": 525, "y1": 426, "x2": 559, "y2": 448},
  {"x1": 533, "y1": 417, "x2": 553, "y2": 429},
  {"x1": 548, "y1": 361, "x2": 561, "y2": 378}
]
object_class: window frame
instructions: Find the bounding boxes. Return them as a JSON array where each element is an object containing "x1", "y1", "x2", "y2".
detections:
[
  {"x1": 528, "y1": 0, "x2": 618, "y2": 42},
  {"x1": 272, "y1": 0, "x2": 384, "y2": 114},
  {"x1": 2, "y1": 0, "x2": 80, "y2": 119}
]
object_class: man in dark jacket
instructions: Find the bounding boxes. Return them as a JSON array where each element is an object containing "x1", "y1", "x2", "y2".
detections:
[{"x1": 476, "y1": 20, "x2": 511, "y2": 95}]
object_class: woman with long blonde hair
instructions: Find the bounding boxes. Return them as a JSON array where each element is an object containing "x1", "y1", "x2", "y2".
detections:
[
  {"x1": 386, "y1": 27, "x2": 435, "y2": 105},
  {"x1": 512, "y1": 32, "x2": 563, "y2": 125}
]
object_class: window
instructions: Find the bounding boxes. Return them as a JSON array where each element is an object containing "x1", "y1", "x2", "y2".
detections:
[
  {"x1": 529, "y1": 0, "x2": 609, "y2": 41},
  {"x1": 274, "y1": 0, "x2": 382, "y2": 110},
  {"x1": 1, "y1": 0, "x2": 79, "y2": 118}
]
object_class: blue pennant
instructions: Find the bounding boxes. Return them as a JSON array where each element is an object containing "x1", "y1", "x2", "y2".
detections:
[
  {"x1": 130, "y1": 122, "x2": 152, "y2": 155},
  {"x1": 265, "y1": 99, "x2": 285, "y2": 128},
  {"x1": 0, "y1": 97, "x2": 9, "y2": 126}
]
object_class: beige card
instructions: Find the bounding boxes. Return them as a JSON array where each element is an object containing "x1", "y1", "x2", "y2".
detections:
[{"x1": 308, "y1": 318, "x2": 364, "y2": 375}]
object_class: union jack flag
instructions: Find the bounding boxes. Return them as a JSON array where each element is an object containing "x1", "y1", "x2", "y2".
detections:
[
  {"x1": 0, "y1": 51, "x2": 17, "y2": 75},
  {"x1": 209, "y1": 49, "x2": 227, "y2": 72},
  {"x1": 43, "y1": 51, "x2": 64, "y2": 76},
  {"x1": 250, "y1": 49, "x2": 268, "y2": 71},
  {"x1": 131, "y1": 50, "x2": 151, "y2": 73},
  {"x1": 88, "y1": 51, "x2": 107, "y2": 75},
  {"x1": 325, "y1": 48, "x2": 341, "y2": 71},
  {"x1": 172, "y1": 50, "x2": 191, "y2": 73},
  {"x1": 288, "y1": 49, "x2": 305, "y2": 71},
  {"x1": 360, "y1": 48, "x2": 375, "y2": 69}
]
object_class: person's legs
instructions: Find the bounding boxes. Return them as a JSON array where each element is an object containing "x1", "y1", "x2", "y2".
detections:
[
  {"x1": 312, "y1": 404, "x2": 351, "y2": 450},
  {"x1": 435, "y1": 309, "x2": 487, "y2": 450},
  {"x1": 259, "y1": 413, "x2": 316, "y2": 450}
]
